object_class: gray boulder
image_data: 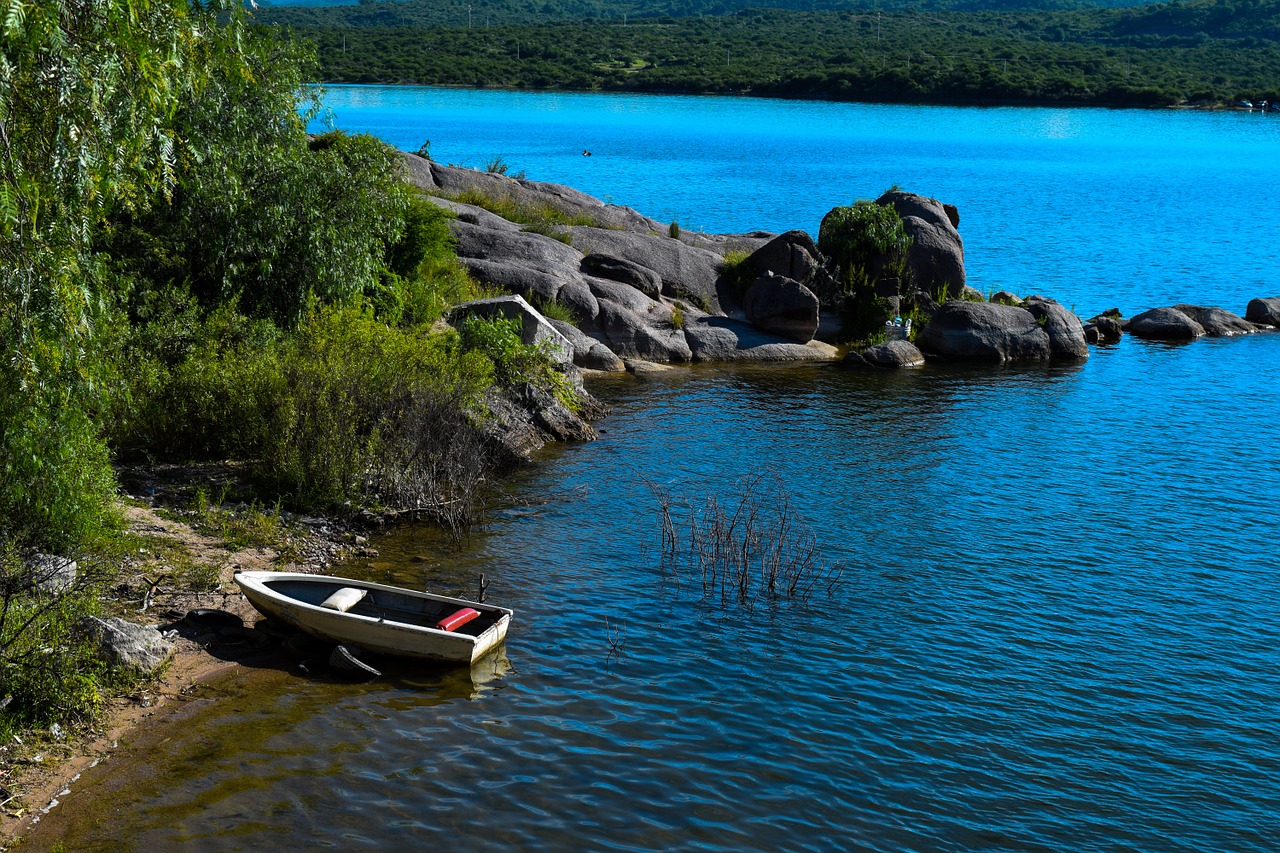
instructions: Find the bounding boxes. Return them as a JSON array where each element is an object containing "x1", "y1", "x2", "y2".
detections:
[
  {"x1": 595, "y1": 298, "x2": 692, "y2": 362},
  {"x1": 78, "y1": 617, "x2": 173, "y2": 673},
  {"x1": 549, "y1": 319, "x2": 625, "y2": 372},
  {"x1": 744, "y1": 230, "x2": 820, "y2": 284},
  {"x1": 448, "y1": 295, "x2": 574, "y2": 367},
  {"x1": 581, "y1": 254, "x2": 662, "y2": 300},
  {"x1": 1085, "y1": 316, "x2": 1123, "y2": 343},
  {"x1": 862, "y1": 339, "x2": 926, "y2": 368},
  {"x1": 990, "y1": 290, "x2": 1022, "y2": 306},
  {"x1": 1022, "y1": 296, "x2": 1090, "y2": 359},
  {"x1": 414, "y1": 160, "x2": 662, "y2": 232},
  {"x1": 568, "y1": 227, "x2": 725, "y2": 313},
  {"x1": 742, "y1": 275, "x2": 820, "y2": 342},
  {"x1": 30, "y1": 554, "x2": 76, "y2": 594},
  {"x1": 683, "y1": 316, "x2": 839, "y2": 362},
  {"x1": 877, "y1": 191, "x2": 966, "y2": 297},
  {"x1": 1173, "y1": 304, "x2": 1256, "y2": 337},
  {"x1": 1128, "y1": 307, "x2": 1206, "y2": 340},
  {"x1": 916, "y1": 301, "x2": 1051, "y2": 362},
  {"x1": 1246, "y1": 297, "x2": 1280, "y2": 327}
]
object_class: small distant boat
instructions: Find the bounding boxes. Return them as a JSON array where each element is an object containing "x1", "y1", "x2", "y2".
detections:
[{"x1": 234, "y1": 570, "x2": 513, "y2": 664}]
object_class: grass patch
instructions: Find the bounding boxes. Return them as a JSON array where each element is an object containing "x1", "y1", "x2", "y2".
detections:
[
  {"x1": 719, "y1": 249, "x2": 755, "y2": 301},
  {"x1": 446, "y1": 187, "x2": 605, "y2": 229}
]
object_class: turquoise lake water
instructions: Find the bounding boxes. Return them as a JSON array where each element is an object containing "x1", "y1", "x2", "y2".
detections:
[{"x1": 38, "y1": 89, "x2": 1280, "y2": 851}]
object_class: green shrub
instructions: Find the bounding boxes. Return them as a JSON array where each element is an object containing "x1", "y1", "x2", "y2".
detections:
[
  {"x1": 818, "y1": 199, "x2": 913, "y2": 338},
  {"x1": 457, "y1": 315, "x2": 581, "y2": 413},
  {"x1": 0, "y1": 543, "x2": 118, "y2": 736}
]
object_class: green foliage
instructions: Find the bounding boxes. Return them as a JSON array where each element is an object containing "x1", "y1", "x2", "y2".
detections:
[
  {"x1": 669, "y1": 219, "x2": 681, "y2": 239},
  {"x1": 0, "y1": 544, "x2": 120, "y2": 735},
  {"x1": 0, "y1": 0, "x2": 212, "y2": 550},
  {"x1": 720, "y1": 249, "x2": 756, "y2": 301},
  {"x1": 457, "y1": 315, "x2": 581, "y2": 412},
  {"x1": 534, "y1": 296, "x2": 580, "y2": 324},
  {"x1": 819, "y1": 200, "x2": 913, "y2": 337},
  {"x1": 670, "y1": 301, "x2": 686, "y2": 329}
]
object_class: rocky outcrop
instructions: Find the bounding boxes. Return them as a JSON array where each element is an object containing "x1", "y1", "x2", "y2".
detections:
[
  {"x1": 1022, "y1": 296, "x2": 1089, "y2": 359},
  {"x1": 1246, "y1": 297, "x2": 1280, "y2": 327},
  {"x1": 743, "y1": 230, "x2": 821, "y2": 285},
  {"x1": 877, "y1": 190, "x2": 966, "y2": 298},
  {"x1": 916, "y1": 301, "x2": 1051, "y2": 362},
  {"x1": 1128, "y1": 307, "x2": 1205, "y2": 340},
  {"x1": 549, "y1": 319, "x2": 626, "y2": 372},
  {"x1": 742, "y1": 275, "x2": 820, "y2": 342},
  {"x1": 78, "y1": 617, "x2": 174, "y2": 673},
  {"x1": 481, "y1": 382, "x2": 602, "y2": 467},
  {"x1": 568, "y1": 227, "x2": 726, "y2": 312},
  {"x1": 404, "y1": 154, "x2": 663, "y2": 232},
  {"x1": 581, "y1": 254, "x2": 662, "y2": 300},
  {"x1": 1172, "y1": 304, "x2": 1256, "y2": 337},
  {"x1": 852, "y1": 339, "x2": 927, "y2": 369},
  {"x1": 990, "y1": 290, "x2": 1022, "y2": 306},
  {"x1": 683, "y1": 317, "x2": 838, "y2": 362}
]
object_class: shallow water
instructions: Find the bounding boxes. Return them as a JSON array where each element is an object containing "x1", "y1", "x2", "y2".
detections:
[{"x1": 34, "y1": 92, "x2": 1280, "y2": 852}]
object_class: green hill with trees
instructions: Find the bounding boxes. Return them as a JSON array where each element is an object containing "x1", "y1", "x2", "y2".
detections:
[{"x1": 257, "y1": 0, "x2": 1280, "y2": 105}]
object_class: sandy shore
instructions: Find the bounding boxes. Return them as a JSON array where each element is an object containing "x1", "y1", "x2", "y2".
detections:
[{"x1": 0, "y1": 495, "x2": 357, "y2": 851}]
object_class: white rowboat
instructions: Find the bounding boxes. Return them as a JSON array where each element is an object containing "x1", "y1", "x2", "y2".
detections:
[{"x1": 234, "y1": 570, "x2": 513, "y2": 664}]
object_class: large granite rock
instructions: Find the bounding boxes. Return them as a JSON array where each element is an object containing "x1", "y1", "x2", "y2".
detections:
[
  {"x1": 683, "y1": 316, "x2": 839, "y2": 362},
  {"x1": 1173, "y1": 304, "x2": 1255, "y2": 337},
  {"x1": 568, "y1": 227, "x2": 726, "y2": 313},
  {"x1": 1246, "y1": 297, "x2": 1280, "y2": 327},
  {"x1": 861, "y1": 339, "x2": 926, "y2": 368},
  {"x1": 1022, "y1": 296, "x2": 1090, "y2": 359},
  {"x1": 876, "y1": 190, "x2": 966, "y2": 297},
  {"x1": 581, "y1": 254, "x2": 663, "y2": 300},
  {"x1": 742, "y1": 275, "x2": 820, "y2": 342},
  {"x1": 916, "y1": 301, "x2": 1051, "y2": 362},
  {"x1": 744, "y1": 230, "x2": 820, "y2": 284},
  {"x1": 549, "y1": 319, "x2": 626, "y2": 372},
  {"x1": 405, "y1": 156, "x2": 663, "y2": 232},
  {"x1": 78, "y1": 617, "x2": 173, "y2": 673},
  {"x1": 1128, "y1": 307, "x2": 1205, "y2": 340}
]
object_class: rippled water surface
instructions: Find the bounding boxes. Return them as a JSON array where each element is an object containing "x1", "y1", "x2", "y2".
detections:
[{"x1": 38, "y1": 92, "x2": 1280, "y2": 851}]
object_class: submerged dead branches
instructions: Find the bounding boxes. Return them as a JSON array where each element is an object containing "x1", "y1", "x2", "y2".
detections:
[{"x1": 649, "y1": 473, "x2": 844, "y2": 611}]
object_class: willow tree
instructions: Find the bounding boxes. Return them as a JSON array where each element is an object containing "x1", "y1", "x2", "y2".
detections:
[{"x1": 0, "y1": 0, "x2": 205, "y2": 549}]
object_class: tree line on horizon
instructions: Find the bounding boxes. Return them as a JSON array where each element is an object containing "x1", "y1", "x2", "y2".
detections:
[{"x1": 255, "y1": 0, "x2": 1280, "y2": 106}]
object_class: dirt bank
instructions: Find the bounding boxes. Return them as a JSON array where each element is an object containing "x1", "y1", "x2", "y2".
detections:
[{"x1": 0, "y1": 469, "x2": 366, "y2": 851}]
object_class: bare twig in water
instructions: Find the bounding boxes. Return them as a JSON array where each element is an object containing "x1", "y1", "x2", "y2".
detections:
[
  {"x1": 604, "y1": 616, "x2": 626, "y2": 667},
  {"x1": 645, "y1": 472, "x2": 845, "y2": 611}
]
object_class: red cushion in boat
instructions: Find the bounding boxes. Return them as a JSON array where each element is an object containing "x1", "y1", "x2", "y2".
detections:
[{"x1": 436, "y1": 607, "x2": 481, "y2": 632}]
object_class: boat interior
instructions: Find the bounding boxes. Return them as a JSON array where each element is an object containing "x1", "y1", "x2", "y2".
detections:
[{"x1": 266, "y1": 579, "x2": 508, "y2": 637}]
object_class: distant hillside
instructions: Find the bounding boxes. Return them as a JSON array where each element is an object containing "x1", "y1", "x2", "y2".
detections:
[
  {"x1": 257, "y1": 0, "x2": 1280, "y2": 106},
  {"x1": 259, "y1": 0, "x2": 1167, "y2": 28}
]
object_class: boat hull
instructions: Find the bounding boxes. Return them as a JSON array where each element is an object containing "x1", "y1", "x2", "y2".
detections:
[{"x1": 235, "y1": 571, "x2": 512, "y2": 665}]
